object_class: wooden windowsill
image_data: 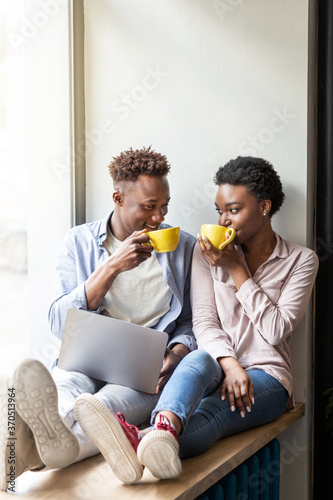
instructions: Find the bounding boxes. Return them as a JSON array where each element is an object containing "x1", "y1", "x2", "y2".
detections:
[{"x1": 2, "y1": 403, "x2": 305, "y2": 500}]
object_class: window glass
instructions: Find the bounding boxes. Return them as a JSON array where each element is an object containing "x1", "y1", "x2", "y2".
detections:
[{"x1": 0, "y1": 0, "x2": 30, "y2": 374}]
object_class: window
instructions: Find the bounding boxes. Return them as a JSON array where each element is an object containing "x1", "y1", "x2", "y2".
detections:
[
  {"x1": 0, "y1": 0, "x2": 29, "y2": 374},
  {"x1": 0, "y1": 0, "x2": 75, "y2": 373}
]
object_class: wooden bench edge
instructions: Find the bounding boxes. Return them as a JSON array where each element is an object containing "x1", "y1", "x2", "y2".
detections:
[{"x1": 164, "y1": 402, "x2": 305, "y2": 500}]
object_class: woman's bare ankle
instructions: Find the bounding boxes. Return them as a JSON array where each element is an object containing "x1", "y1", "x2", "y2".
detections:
[{"x1": 155, "y1": 411, "x2": 182, "y2": 436}]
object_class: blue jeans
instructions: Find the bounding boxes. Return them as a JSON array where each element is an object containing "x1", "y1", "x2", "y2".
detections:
[
  {"x1": 52, "y1": 366, "x2": 160, "y2": 462},
  {"x1": 151, "y1": 350, "x2": 289, "y2": 458}
]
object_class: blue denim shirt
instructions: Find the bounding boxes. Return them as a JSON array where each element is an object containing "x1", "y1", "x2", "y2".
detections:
[{"x1": 48, "y1": 212, "x2": 197, "y2": 352}]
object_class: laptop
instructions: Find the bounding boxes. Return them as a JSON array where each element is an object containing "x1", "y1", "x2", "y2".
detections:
[{"x1": 58, "y1": 308, "x2": 169, "y2": 394}]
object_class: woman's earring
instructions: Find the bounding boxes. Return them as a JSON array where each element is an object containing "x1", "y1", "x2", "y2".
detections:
[{"x1": 263, "y1": 213, "x2": 267, "y2": 216}]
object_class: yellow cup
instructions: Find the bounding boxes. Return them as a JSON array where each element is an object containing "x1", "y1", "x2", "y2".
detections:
[
  {"x1": 200, "y1": 224, "x2": 236, "y2": 250},
  {"x1": 146, "y1": 226, "x2": 180, "y2": 253}
]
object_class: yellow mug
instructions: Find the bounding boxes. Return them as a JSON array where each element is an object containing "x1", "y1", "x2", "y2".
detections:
[
  {"x1": 145, "y1": 226, "x2": 180, "y2": 253},
  {"x1": 200, "y1": 224, "x2": 236, "y2": 250}
]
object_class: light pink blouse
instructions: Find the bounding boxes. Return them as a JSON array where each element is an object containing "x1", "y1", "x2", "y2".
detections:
[{"x1": 190, "y1": 233, "x2": 318, "y2": 398}]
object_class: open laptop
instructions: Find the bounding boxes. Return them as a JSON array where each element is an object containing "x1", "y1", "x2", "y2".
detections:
[{"x1": 58, "y1": 308, "x2": 169, "y2": 394}]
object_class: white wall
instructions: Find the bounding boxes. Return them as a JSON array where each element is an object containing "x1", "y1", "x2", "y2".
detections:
[
  {"x1": 84, "y1": 1, "x2": 312, "y2": 498},
  {"x1": 84, "y1": 0, "x2": 308, "y2": 241}
]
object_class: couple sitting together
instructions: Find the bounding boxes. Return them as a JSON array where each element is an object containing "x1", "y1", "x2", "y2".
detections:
[{"x1": 1, "y1": 147, "x2": 318, "y2": 489}]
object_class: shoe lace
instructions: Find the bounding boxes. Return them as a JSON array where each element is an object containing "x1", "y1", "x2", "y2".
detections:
[
  {"x1": 117, "y1": 413, "x2": 140, "y2": 435},
  {"x1": 155, "y1": 414, "x2": 172, "y2": 430}
]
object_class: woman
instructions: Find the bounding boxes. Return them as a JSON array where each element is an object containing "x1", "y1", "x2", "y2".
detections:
[{"x1": 74, "y1": 156, "x2": 318, "y2": 484}]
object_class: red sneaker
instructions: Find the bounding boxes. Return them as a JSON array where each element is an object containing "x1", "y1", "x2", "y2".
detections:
[
  {"x1": 74, "y1": 394, "x2": 143, "y2": 484},
  {"x1": 153, "y1": 414, "x2": 178, "y2": 439},
  {"x1": 137, "y1": 414, "x2": 181, "y2": 479}
]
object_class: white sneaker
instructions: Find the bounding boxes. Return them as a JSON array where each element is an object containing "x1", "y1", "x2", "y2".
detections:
[
  {"x1": 12, "y1": 359, "x2": 79, "y2": 470},
  {"x1": 0, "y1": 375, "x2": 43, "y2": 491},
  {"x1": 74, "y1": 393, "x2": 143, "y2": 484},
  {"x1": 137, "y1": 414, "x2": 182, "y2": 479}
]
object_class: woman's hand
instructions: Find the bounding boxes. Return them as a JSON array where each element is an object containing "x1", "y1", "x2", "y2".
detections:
[
  {"x1": 198, "y1": 235, "x2": 250, "y2": 290},
  {"x1": 218, "y1": 357, "x2": 254, "y2": 417},
  {"x1": 198, "y1": 234, "x2": 241, "y2": 269}
]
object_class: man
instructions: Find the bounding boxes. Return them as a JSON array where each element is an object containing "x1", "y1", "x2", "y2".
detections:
[{"x1": 0, "y1": 147, "x2": 196, "y2": 489}]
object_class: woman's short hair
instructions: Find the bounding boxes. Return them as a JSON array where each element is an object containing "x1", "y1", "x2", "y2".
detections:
[
  {"x1": 214, "y1": 156, "x2": 285, "y2": 217},
  {"x1": 108, "y1": 146, "x2": 170, "y2": 183}
]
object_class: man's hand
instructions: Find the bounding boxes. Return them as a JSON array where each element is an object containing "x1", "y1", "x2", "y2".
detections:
[
  {"x1": 155, "y1": 344, "x2": 190, "y2": 393},
  {"x1": 109, "y1": 230, "x2": 154, "y2": 273},
  {"x1": 85, "y1": 230, "x2": 154, "y2": 311}
]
